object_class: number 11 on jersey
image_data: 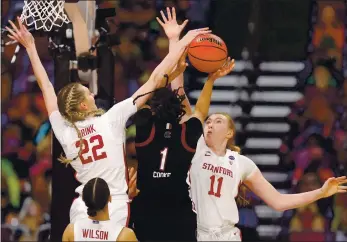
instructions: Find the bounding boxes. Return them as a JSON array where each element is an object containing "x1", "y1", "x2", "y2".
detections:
[
  {"x1": 159, "y1": 147, "x2": 168, "y2": 171},
  {"x1": 208, "y1": 175, "x2": 223, "y2": 198}
]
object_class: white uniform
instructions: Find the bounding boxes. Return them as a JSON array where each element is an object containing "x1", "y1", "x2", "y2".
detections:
[
  {"x1": 74, "y1": 218, "x2": 124, "y2": 241},
  {"x1": 49, "y1": 98, "x2": 137, "y2": 224},
  {"x1": 188, "y1": 136, "x2": 258, "y2": 241}
]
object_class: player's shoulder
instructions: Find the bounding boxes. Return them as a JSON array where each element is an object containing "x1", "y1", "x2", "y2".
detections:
[
  {"x1": 116, "y1": 227, "x2": 137, "y2": 241},
  {"x1": 63, "y1": 223, "x2": 74, "y2": 241}
]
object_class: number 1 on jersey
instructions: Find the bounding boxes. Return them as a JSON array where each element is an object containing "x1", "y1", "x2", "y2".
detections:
[
  {"x1": 208, "y1": 175, "x2": 223, "y2": 198},
  {"x1": 159, "y1": 147, "x2": 168, "y2": 171}
]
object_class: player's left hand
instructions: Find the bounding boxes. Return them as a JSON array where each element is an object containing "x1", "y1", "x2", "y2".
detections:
[
  {"x1": 208, "y1": 58, "x2": 235, "y2": 81},
  {"x1": 156, "y1": 7, "x2": 189, "y2": 41},
  {"x1": 320, "y1": 176, "x2": 347, "y2": 198},
  {"x1": 128, "y1": 167, "x2": 140, "y2": 199}
]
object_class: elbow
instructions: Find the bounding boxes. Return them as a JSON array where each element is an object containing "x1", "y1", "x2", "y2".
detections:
[
  {"x1": 267, "y1": 195, "x2": 287, "y2": 212},
  {"x1": 269, "y1": 200, "x2": 288, "y2": 212},
  {"x1": 271, "y1": 204, "x2": 286, "y2": 212}
]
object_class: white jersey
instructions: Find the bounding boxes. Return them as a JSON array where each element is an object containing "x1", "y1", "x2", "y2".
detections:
[
  {"x1": 49, "y1": 98, "x2": 137, "y2": 198},
  {"x1": 188, "y1": 136, "x2": 258, "y2": 229},
  {"x1": 74, "y1": 218, "x2": 123, "y2": 241}
]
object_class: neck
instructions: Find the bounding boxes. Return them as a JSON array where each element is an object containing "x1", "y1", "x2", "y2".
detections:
[
  {"x1": 89, "y1": 209, "x2": 110, "y2": 221},
  {"x1": 208, "y1": 140, "x2": 228, "y2": 157}
]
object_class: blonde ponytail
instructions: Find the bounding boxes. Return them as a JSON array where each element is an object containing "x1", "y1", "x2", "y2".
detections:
[{"x1": 56, "y1": 83, "x2": 105, "y2": 166}]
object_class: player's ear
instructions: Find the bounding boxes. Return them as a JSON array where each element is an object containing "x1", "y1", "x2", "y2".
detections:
[
  {"x1": 226, "y1": 129, "x2": 233, "y2": 139},
  {"x1": 108, "y1": 195, "x2": 112, "y2": 203},
  {"x1": 80, "y1": 101, "x2": 88, "y2": 110}
]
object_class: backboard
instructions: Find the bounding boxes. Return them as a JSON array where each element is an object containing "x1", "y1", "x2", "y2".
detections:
[{"x1": 76, "y1": 1, "x2": 97, "y2": 46}]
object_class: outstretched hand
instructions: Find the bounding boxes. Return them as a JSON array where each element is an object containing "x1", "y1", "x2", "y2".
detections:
[
  {"x1": 156, "y1": 7, "x2": 189, "y2": 41},
  {"x1": 6, "y1": 17, "x2": 35, "y2": 49},
  {"x1": 179, "y1": 28, "x2": 211, "y2": 47},
  {"x1": 208, "y1": 58, "x2": 235, "y2": 81},
  {"x1": 320, "y1": 176, "x2": 347, "y2": 198}
]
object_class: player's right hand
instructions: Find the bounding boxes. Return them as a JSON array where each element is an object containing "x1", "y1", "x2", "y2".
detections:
[
  {"x1": 6, "y1": 17, "x2": 35, "y2": 49},
  {"x1": 156, "y1": 7, "x2": 189, "y2": 41},
  {"x1": 179, "y1": 28, "x2": 212, "y2": 47},
  {"x1": 208, "y1": 57, "x2": 235, "y2": 81}
]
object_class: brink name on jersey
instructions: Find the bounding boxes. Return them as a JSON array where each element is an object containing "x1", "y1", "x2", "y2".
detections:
[{"x1": 202, "y1": 163, "x2": 233, "y2": 177}]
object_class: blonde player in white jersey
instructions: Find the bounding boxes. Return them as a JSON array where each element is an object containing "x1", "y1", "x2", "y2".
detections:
[
  {"x1": 63, "y1": 177, "x2": 137, "y2": 241},
  {"x1": 188, "y1": 113, "x2": 347, "y2": 241},
  {"x1": 6, "y1": 18, "x2": 211, "y2": 225}
]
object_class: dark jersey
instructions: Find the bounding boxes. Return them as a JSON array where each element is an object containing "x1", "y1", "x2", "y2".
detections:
[{"x1": 134, "y1": 108, "x2": 203, "y2": 211}]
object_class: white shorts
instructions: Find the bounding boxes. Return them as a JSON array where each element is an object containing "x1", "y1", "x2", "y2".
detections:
[
  {"x1": 197, "y1": 224, "x2": 242, "y2": 241},
  {"x1": 70, "y1": 195, "x2": 130, "y2": 226}
]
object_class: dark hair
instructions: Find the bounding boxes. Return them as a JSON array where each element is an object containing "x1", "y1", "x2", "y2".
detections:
[
  {"x1": 148, "y1": 87, "x2": 186, "y2": 122},
  {"x1": 82, "y1": 178, "x2": 110, "y2": 217}
]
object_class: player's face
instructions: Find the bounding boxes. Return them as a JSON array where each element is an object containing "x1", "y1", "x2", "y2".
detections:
[
  {"x1": 204, "y1": 114, "x2": 231, "y2": 146},
  {"x1": 79, "y1": 85, "x2": 97, "y2": 111}
]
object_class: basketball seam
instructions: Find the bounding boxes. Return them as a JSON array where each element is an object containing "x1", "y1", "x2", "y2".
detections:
[
  {"x1": 189, "y1": 45, "x2": 227, "y2": 54},
  {"x1": 188, "y1": 53, "x2": 227, "y2": 62}
]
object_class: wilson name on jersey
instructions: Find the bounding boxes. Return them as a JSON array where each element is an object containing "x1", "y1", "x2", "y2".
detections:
[{"x1": 74, "y1": 218, "x2": 123, "y2": 241}]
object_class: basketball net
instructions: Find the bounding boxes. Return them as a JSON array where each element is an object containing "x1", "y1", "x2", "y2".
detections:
[{"x1": 20, "y1": 0, "x2": 70, "y2": 32}]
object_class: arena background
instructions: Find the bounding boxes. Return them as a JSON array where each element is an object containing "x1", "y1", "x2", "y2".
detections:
[{"x1": 1, "y1": 0, "x2": 346, "y2": 241}]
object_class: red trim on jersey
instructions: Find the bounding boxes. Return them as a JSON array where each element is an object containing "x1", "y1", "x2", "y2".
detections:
[
  {"x1": 125, "y1": 202, "x2": 131, "y2": 227},
  {"x1": 135, "y1": 124, "x2": 155, "y2": 147},
  {"x1": 181, "y1": 123, "x2": 196, "y2": 153}
]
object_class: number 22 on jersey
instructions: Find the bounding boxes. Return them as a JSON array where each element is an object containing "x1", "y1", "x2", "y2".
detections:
[{"x1": 75, "y1": 134, "x2": 107, "y2": 164}]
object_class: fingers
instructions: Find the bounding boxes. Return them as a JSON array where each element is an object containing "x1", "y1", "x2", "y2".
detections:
[
  {"x1": 336, "y1": 176, "x2": 346, "y2": 181},
  {"x1": 166, "y1": 7, "x2": 172, "y2": 21},
  {"x1": 156, "y1": 17, "x2": 164, "y2": 27},
  {"x1": 5, "y1": 27, "x2": 17, "y2": 38},
  {"x1": 337, "y1": 189, "x2": 347, "y2": 193},
  {"x1": 129, "y1": 171, "x2": 137, "y2": 186},
  {"x1": 180, "y1": 19, "x2": 189, "y2": 30},
  {"x1": 172, "y1": 7, "x2": 176, "y2": 20},
  {"x1": 160, "y1": 10, "x2": 168, "y2": 23},
  {"x1": 196, "y1": 30, "x2": 212, "y2": 35},
  {"x1": 17, "y1": 16, "x2": 25, "y2": 31},
  {"x1": 339, "y1": 185, "x2": 347, "y2": 190},
  {"x1": 7, "y1": 34, "x2": 15, "y2": 40},
  {"x1": 8, "y1": 20, "x2": 19, "y2": 33}
]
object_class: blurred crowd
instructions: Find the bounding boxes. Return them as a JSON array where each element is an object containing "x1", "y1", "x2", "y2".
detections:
[
  {"x1": 1, "y1": 0, "x2": 346, "y2": 241},
  {"x1": 278, "y1": 2, "x2": 347, "y2": 241}
]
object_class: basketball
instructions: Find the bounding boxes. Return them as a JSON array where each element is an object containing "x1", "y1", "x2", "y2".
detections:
[{"x1": 188, "y1": 34, "x2": 228, "y2": 73}]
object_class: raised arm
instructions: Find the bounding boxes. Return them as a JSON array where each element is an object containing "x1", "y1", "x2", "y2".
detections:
[
  {"x1": 157, "y1": 7, "x2": 192, "y2": 115},
  {"x1": 244, "y1": 171, "x2": 347, "y2": 212},
  {"x1": 192, "y1": 58, "x2": 235, "y2": 123},
  {"x1": 131, "y1": 27, "x2": 211, "y2": 109},
  {"x1": 6, "y1": 18, "x2": 58, "y2": 115}
]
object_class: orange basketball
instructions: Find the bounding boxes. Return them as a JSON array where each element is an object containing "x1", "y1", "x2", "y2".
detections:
[{"x1": 188, "y1": 34, "x2": 228, "y2": 73}]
